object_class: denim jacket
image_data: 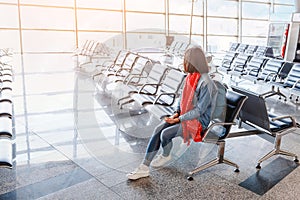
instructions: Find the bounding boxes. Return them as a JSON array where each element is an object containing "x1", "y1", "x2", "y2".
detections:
[{"x1": 175, "y1": 73, "x2": 215, "y2": 129}]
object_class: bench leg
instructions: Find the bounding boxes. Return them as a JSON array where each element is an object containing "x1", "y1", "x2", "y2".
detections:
[
  {"x1": 117, "y1": 95, "x2": 131, "y2": 105},
  {"x1": 261, "y1": 86, "x2": 287, "y2": 101},
  {"x1": 188, "y1": 141, "x2": 239, "y2": 180},
  {"x1": 256, "y1": 134, "x2": 298, "y2": 169}
]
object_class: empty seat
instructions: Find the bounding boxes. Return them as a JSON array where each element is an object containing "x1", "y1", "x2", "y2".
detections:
[
  {"x1": 0, "y1": 101, "x2": 13, "y2": 117},
  {"x1": 261, "y1": 61, "x2": 294, "y2": 100},
  {"x1": 231, "y1": 86, "x2": 298, "y2": 169},
  {"x1": 258, "y1": 59, "x2": 290, "y2": 100},
  {"x1": 256, "y1": 59, "x2": 285, "y2": 82},
  {"x1": 130, "y1": 69, "x2": 185, "y2": 107},
  {"x1": 235, "y1": 44, "x2": 248, "y2": 53},
  {"x1": 240, "y1": 56, "x2": 267, "y2": 83},
  {"x1": 114, "y1": 56, "x2": 153, "y2": 83},
  {"x1": 244, "y1": 45, "x2": 258, "y2": 55},
  {"x1": 0, "y1": 80, "x2": 12, "y2": 90},
  {"x1": 103, "y1": 52, "x2": 139, "y2": 78},
  {"x1": 0, "y1": 117, "x2": 13, "y2": 137},
  {"x1": 280, "y1": 63, "x2": 300, "y2": 101},
  {"x1": 229, "y1": 54, "x2": 252, "y2": 77},
  {"x1": 176, "y1": 42, "x2": 190, "y2": 56},
  {"x1": 228, "y1": 42, "x2": 240, "y2": 52},
  {"x1": 117, "y1": 63, "x2": 169, "y2": 109},
  {"x1": 93, "y1": 50, "x2": 129, "y2": 80},
  {"x1": 105, "y1": 57, "x2": 155, "y2": 93},
  {"x1": 254, "y1": 46, "x2": 274, "y2": 58},
  {"x1": 0, "y1": 74, "x2": 13, "y2": 82},
  {"x1": 0, "y1": 138, "x2": 13, "y2": 168},
  {"x1": 0, "y1": 88, "x2": 13, "y2": 103},
  {"x1": 218, "y1": 52, "x2": 238, "y2": 73}
]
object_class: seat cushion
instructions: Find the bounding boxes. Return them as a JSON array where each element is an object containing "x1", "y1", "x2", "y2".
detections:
[
  {"x1": 0, "y1": 139, "x2": 12, "y2": 168},
  {"x1": 0, "y1": 88, "x2": 12, "y2": 102},
  {"x1": 0, "y1": 101, "x2": 13, "y2": 116},
  {"x1": 0, "y1": 117, "x2": 13, "y2": 137}
]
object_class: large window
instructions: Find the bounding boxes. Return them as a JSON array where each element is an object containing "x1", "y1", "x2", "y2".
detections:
[
  {"x1": 20, "y1": 0, "x2": 74, "y2": 7},
  {"x1": 20, "y1": 6, "x2": 75, "y2": 30},
  {"x1": 126, "y1": 13, "x2": 165, "y2": 33},
  {"x1": 207, "y1": 0, "x2": 238, "y2": 18},
  {"x1": 76, "y1": 0, "x2": 122, "y2": 10},
  {"x1": 0, "y1": 0, "x2": 296, "y2": 55},
  {"x1": 77, "y1": 10, "x2": 122, "y2": 31},
  {"x1": 126, "y1": 0, "x2": 164, "y2": 12}
]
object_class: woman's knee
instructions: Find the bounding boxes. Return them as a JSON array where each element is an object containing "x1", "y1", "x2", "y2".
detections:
[{"x1": 153, "y1": 122, "x2": 168, "y2": 134}]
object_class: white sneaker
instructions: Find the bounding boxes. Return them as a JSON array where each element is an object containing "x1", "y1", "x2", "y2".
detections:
[
  {"x1": 151, "y1": 154, "x2": 172, "y2": 168},
  {"x1": 126, "y1": 164, "x2": 150, "y2": 180}
]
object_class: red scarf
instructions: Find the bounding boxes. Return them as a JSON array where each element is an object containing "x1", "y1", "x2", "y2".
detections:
[{"x1": 180, "y1": 72, "x2": 203, "y2": 145}]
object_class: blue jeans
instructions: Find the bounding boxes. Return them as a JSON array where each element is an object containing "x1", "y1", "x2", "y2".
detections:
[{"x1": 142, "y1": 122, "x2": 182, "y2": 166}]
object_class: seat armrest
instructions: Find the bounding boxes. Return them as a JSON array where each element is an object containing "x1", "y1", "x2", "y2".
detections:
[
  {"x1": 206, "y1": 122, "x2": 236, "y2": 132},
  {"x1": 246, "y1": 68, "x2": 259, "y2": 75},
  {"x1": 153, "y1": 92, "x2": 176, "y2": 106},
  {"x1": 222, "y1": 60, "x2": 231, "y2": 65},
  {"x1": 125, "y1": 75, "x2": 147, "y2": 85},
  {"x1": 270, "y1": 115, "x2": 298, "y2": 136},
  {"x1": 264, "y1": 72, "x2": 277, "y2": 82},
  {"x1": 202, "y1": 121, "x2": 236, "y2": 141},
  {"x1": 138, "y1": 83, "x2": 160, "y2": 95},
  {"x1": 292, "y1": 80, "x2": 300, "y2": 89},
  {"x1": 271, "y1": 115, "x2": 297, "y2": 126},
  {"x1": 232, "y1": 64, "x2": 243, "y2": 69}
]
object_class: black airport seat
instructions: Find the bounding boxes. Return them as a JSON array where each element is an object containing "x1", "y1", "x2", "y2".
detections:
[
  {"x1": 235, "y1": 44, "x2": 248, "y2": 54},
  {"x1": 229, "y1": 54, "x2": 252, "y2": 77},
  {"x1": 254, "y1": 46, "x2": 274, "y2": 58},
  {"x1": 260, "y1": 61, "x2": 293, "y2": 101},
  {"x1": 240, "y1": 56, "x2": 267, "y2": 83},
  {"x1": 228, "y1": 42, "x2": 240, "y2": 52},
  {"x1": 279, "y1": 63, "x2": 300, "y2": 101},
  {"x1": 231, "y1": 86, "x2": 299, "y2": 169},
  {"x1": 244, "y1": 45, "x2": 258, "y2": 55},
  {"x1": 218, "y1": 52, "x2": 238, "y2": 73}
]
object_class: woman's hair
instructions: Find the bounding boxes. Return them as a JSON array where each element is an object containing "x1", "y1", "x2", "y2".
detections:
[{"x1": 183, "y1": 46, "x2": 209, "y2": 74}]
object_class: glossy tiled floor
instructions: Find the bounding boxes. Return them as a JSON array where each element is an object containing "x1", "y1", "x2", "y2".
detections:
[{"x1": 1, "y1": 53, "x2": 300, "y2": 200}]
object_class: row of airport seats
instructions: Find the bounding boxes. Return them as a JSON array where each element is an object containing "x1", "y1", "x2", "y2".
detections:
[
  {"x1": 89, "y1": 46, "x2": 299, "y2": 179},
  {"x1": 227, "y1": 42, "x2": 274, "y2": 58},
  {"x1": 165, "y1": 41, "x2": 194, "y2": 58},
  {"x1": 217, "y1": 43, "x2": 300, "y2": 102},
  {"x1": 0, "y1": 48, "x2": 14, "y2": 169},
  {"x1": 74, "y1": 40, "x2": 112, "y2": 68},
  {"x1": 91, "y1": 49, "x2": 186, "y2": 110},
  {"x1": 216, "y1": 42, "x2": 274, "y2": 78}
]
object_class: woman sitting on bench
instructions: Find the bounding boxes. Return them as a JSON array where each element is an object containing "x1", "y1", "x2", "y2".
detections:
[{"x1": 127, "y1": 46, "x2": 221, "y2": 180}]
